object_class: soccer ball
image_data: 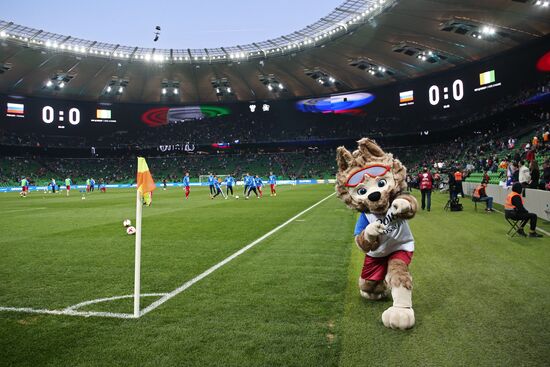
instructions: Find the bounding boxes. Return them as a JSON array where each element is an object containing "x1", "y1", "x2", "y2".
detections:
[
  {"x1": 235, "y1": 195, "x2": 239, "y2": 199},
  {"x1": 123, "y1": 219, "x2": 131, "y2": 227},
  {"x1": 126, "y1": 226, "x2": 136, "y2": 235}
]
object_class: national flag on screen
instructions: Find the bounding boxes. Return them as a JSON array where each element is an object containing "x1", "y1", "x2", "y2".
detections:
[
  {"x1": 399, "y1": 90, "x2": 414, "y2": 103},
  {"x1": 479, "y1": 70, "x2": 496, "y2": 86},
  {"x1": 96, "y1": 109, "x2": 111, "y2": 119},
  {"x1": 7, "y1": 103, "x2": 24, "y2": 115},
  {"x1": 137, "y1": 157, "x2": 156, "y2": 205}
]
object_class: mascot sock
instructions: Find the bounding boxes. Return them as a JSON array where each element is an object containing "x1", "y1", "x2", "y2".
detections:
[{"x1": 381, "y1": 286, "x2": 415, "y2": 330}]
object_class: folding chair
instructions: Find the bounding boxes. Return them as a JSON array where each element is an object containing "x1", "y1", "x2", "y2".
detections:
[
  {"x1": 472, "y1": 197, "x2": 480, "y2": 211},
  {"x1": 505, "y1": 217, "x2": 521, "y2": 237}
]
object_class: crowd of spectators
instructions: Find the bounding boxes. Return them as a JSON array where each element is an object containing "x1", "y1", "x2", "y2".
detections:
[{"x1": 2, "y1": 80, "x2": 547, "y2": 150}]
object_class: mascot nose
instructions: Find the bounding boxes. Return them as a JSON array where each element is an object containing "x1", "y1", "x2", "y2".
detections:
[{"x1": 368, "y1": 191, "x2": 381, "y2": 202}]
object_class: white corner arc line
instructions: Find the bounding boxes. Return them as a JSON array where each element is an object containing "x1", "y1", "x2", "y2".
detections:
[
  {"x1": 64, "y1": 293, "x2": 168, "y2": 311},
  {"x1": 139, "y1": 192, "x2": 336, "y2": 317},
  {"x1": 0, "y1": 293, "x2": 168, "y2": 319}
]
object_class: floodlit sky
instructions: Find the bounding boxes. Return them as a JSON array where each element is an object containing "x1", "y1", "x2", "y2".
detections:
[{"x1": 2, "y1": 0, "x2": 340, "y2": 49}]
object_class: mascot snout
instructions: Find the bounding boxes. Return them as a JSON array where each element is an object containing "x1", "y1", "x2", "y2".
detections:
[{"x1": 368, "y1": 191, "x2": 381, "y2": 201}]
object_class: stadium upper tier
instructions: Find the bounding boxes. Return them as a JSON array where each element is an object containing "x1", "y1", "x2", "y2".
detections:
[
  {"x1": 0, "y1": 0, "x2": 391, "y2": 64},
  {"x1": 0, "y1": 0, "x2": 548, "y2": 103}
]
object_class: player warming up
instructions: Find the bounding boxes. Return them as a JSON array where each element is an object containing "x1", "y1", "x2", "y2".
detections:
[
  {"x1": 20, "y1": 176, "x2": 29, "y2": 197},
  {"x1": 211, "y1": 176, "x2": 227, "y2": 199},
  {"x1": 65, "y1": 177, "x2": 72, "y2": 196},
  {"x1": 243, "y1": 173, "x2": 250, "y2": 195},
  {"x1": 208, "y1": 173, "x2": 215, "y2": 196},
  {"x1": 183, "y1": 172, "x2": 190, "y2": 199},
  {"x1": 268, "y1": 172, "x2": 277, "y2": 196},
  {"x1": 225, "y1": 174, "x2": 235, "y2": 196},
  {"x1": 246, "y1": 174, "x2": 259, "y2": 199},
  {"x1": 255, "y1": 175, "x2": 264, "y2": 198}
]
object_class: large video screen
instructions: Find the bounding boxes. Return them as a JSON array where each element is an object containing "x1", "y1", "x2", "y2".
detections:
[{"x1": 1, "y1": 39, "x2": 547, "y2": 137}]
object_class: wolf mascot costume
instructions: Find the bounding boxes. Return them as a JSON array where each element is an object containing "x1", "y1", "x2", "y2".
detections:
[{"x1": 336, "y1": 138, "x2": 418, "y2": 330}]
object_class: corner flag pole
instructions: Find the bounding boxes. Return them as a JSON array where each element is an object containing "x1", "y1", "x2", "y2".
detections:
[
  {"x1": 133, "y1": 157, "x2": 155, "y2": 318},
  {"x1": 134, "y1": 188, "x2": 142, "y2": 318}
]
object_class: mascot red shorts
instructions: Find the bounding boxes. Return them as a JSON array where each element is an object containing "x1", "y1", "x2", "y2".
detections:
[{"x1": 361, "y1": 251, "x2": 413, "y2": 281}]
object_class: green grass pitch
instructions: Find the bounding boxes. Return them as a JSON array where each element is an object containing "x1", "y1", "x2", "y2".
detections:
[{"x1": 0, "y1": 185, "x2": 549, "y2": 366}]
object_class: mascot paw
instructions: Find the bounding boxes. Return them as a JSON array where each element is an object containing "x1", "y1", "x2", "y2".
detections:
[
  {"x1": 364, "y1": 222, "x2": 386, "y2": 242},
  {"x1": 359, "y1": 290, "x2": 385, "y2": 300},
  {"x1": 391, "y1": 198, "x2": 411, "y2": 215},
  {"x1": 382, "y1": 306, "x2": 415, "y2": 330}
]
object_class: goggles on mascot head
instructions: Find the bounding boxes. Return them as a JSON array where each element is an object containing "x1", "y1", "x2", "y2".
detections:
[{"x1": 345, "y1": 164, "x2": 391, "y2": 187}]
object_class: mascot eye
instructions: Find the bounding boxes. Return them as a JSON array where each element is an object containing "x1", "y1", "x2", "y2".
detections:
[
  {"x1": 357, "y1": 188, "x2": 368, "y2": 195},
  {"x1": 377, "y1": 179, "x2": 387, "y2": 188}
]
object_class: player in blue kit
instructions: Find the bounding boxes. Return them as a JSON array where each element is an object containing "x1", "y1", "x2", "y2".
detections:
[
  {"x1": 207, "y1": 173, "x2": 215, "y2": 195},
  {"x1": 243, "y1": 173, "x2": 250, "y2": 195},
  {"x1": 268, "y1": 172, "x2": 277, "y2": 196},
  {"x1": 246, "y1": 174, "x2": 259, "y2": 199},
  {"x1": 183, "y1": 172, "x2": 190, "y2": 199},
  {"x1": 255, "y1": 175, "x2": 264, "y2": 198},
  {"x1": 211, "y1": 176, "x2": 227, "y2": 199},
  {"x1": 224, "y1": 175, "x2": 235, "y2": 196}
]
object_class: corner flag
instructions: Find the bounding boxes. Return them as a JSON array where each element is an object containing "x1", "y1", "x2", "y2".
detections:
[
  {"x1": 137, "y1": 157, "x2": 156, "y2": 205},
  {"x1": 134, "y1": 157, "x2": 156, "y2": 317}
]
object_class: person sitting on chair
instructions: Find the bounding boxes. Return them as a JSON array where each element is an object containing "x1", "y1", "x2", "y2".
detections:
[
  {"x1": 472, "y1": 181, "x2": 494, "y2": 212},
  {"x1": 504, "y1": 182, "x2": 543, "y2": 237}
]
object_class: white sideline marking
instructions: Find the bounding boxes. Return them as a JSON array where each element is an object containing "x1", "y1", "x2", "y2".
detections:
[
  {"x1": 493, "y1": 209, "x2": 550, "y2": 236},
  {"x1": 0, "y1": 306, "x2": 135, "y2": 319},
  {"x1": 0, "y1": 293, "x2": 167, "y2": 319},
  {"x1": 139, "y1": 192, "x2": 337, "y2": 317}
]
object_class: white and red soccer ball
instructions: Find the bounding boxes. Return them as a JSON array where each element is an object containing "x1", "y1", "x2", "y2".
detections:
[{"x1": 126, "y1": 226, "x2": 136, "y2": 235}]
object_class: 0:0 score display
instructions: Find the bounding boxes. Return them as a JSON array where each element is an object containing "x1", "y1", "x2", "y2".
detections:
[{"x1": 41, "y1": 105, "x2": 81, "y2": 125}]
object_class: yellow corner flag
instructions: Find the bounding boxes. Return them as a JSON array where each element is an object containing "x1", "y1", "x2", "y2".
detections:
[{"x1": 137, "y1": 157, "x2": 156, "y2": 205}]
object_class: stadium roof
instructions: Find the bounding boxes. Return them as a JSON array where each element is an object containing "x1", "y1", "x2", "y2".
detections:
[{"x1": 0, "y1": 0, "x2": 548, "y2": 104}]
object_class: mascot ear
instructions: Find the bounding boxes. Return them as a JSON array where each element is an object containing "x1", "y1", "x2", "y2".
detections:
[
  {"x1": 392, "y1": 159, "x2": 408, "y2": 191},
  {"x1": 336, "y1": 146, "x2": 354, "y2": 171},
  {"x1": 357, "y1": 138, "x2": 385, "y2": 160}
]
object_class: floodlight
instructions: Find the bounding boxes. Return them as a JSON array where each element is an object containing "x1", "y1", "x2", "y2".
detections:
[
  {"x1": 118, "y1": 86, "x2": 123, "y2": 93},
  {"x1": 46, "y1": 80, "x2": 53, "y2": 87},
  {"x1": 59, "y1": 82, "x2": 65, "y2": 88},
  {"x1": 106, "y1": 86, "x2": 112, "y2": 92},
  {"x1": 162, "y1": 88, "x2": 167, "y2": 95},
  {"x1": 173, "y1": 88, "x2": 178, "y2": 94}
]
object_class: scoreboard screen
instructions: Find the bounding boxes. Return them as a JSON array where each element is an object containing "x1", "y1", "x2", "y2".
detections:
[{"x1": 0, "y1": 39, "x2": 547, "y2": 136}]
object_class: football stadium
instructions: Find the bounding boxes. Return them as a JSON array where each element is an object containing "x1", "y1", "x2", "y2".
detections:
[{"x1": 1, "y1": 0, "x2": 549, "y2": 366}]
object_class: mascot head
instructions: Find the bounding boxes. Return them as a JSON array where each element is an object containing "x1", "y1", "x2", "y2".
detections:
[{"x1": 335, "y1": 138, "x2": 407, "y2": 214}]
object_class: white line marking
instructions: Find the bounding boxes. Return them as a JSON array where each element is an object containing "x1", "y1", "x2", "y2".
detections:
[
  {"x1": 139, "y1": 192, "x2": 336, "y2": 317},
  {"x1": 0, "y1": 306, "x2": 135, "y2": 319},
  {"x1": 492, "y1": 209, "x2": 550, "y2": 236},
  {"x1": 0, "y1": 293, "x2": 167, "y2": 319},
  {"x1": 2, "y1": 207, "x2": 47, "y2": 214},
  {"x1": 65, "y1": 293, "x2": 167, "y2": 311}
]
